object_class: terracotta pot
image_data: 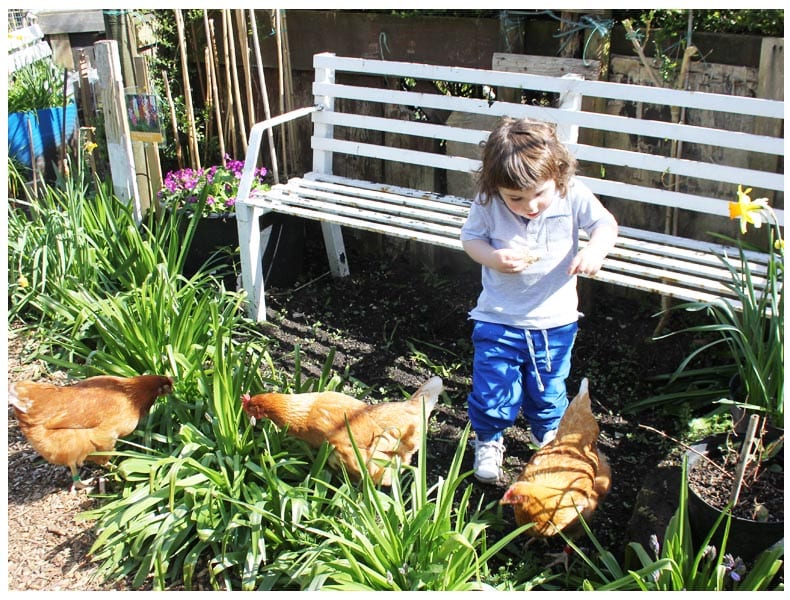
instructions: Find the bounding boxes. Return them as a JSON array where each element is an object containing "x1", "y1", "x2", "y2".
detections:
[{"x1": 686, "y1": 435, "x2": 784, "y2": 561}]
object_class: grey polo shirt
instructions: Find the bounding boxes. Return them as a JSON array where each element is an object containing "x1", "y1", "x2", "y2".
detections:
[{"x1": 460, "y1": 178, "x2": 617, "y2": 329}]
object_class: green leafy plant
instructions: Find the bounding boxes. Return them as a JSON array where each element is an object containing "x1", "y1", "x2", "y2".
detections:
[
  {"x1": 623, "y1": 457, "x2": 783, "y2": 590},
  {"x1": 626, "y1": 186, "x2": 784, "y2": 428},
  {"x1": 8, "y1": 60, "x2": 66, "y2": 113},
  {"x1": 79, "y1": 344, "x2": 346, "y2": 589},
  {"x1": 289, "y1": 424, "x2": 535, "y2": 590},
  {"x1": 561, "y1": 457, "x2": 783, "y2": 590}
]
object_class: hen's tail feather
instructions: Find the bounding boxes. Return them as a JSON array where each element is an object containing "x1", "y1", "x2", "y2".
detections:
[
  {"x1": 410, "y1": 376, "x2": 443, "y2": 413},
  {"x1": 8, "y1": 382, "x2": 27, "y2": 412},
  {"x1": 556, "y1": 377, "x2": 594, "y2": 439}
]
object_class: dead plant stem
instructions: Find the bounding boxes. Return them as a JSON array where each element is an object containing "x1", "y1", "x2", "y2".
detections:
[{"x1": 638, "y1": 424, "x2": 734, "y2": 480}]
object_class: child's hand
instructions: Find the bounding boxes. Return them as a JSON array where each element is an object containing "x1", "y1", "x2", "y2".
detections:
[
  {"x1": 492, "y1": 248, "x2": 540, "y2": 274},
  {"x1": 568, "y1": 247, "x2": 606, "y2": 276}
]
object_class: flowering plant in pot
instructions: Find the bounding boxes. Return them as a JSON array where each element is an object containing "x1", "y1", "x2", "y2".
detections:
[
  {"x1": 653, "y1": 186, "x2": 784, "y2": 558},
  {"x1": 157, "y1": 155, "x2": 269, "y2": 218},
  {"x1": 157, "y1": 156, "x2": 270, "y2": 284}
]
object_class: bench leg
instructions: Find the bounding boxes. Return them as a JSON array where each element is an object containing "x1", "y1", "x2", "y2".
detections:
[
  {"x1": 321, "y1": 222, "x2": 350, "y2": 277},
  {"x1": 236, "y1": 202, "x2": 268, "y2": 321}
]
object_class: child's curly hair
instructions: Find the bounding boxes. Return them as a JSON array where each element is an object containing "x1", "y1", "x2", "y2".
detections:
[{"x1": 474, "y1": 118, "x2": 576, "y2": 205}]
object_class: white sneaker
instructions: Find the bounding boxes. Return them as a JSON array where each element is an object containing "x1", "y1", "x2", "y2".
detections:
[
  {"x1": 472, "y1": 439, "x2": 505, "y2": 483},
  {"x1": 529, "y1": 429, "x2": 557, "y2": 448}
]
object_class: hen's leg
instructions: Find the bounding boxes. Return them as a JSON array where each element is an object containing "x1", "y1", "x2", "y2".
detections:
[
  {"x1": 69, "y1": 465, "x2": 105, "y2": 494},
  {"x1": 69, "y1": 466, "x2": 88, "y2": 494},
  {"x1": 545, "y1": 545, "x2": 574, "y2": 571}
]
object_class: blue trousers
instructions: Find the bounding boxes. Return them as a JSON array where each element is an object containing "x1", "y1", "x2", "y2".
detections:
[{"x1": 467, "y1": 320, "x2": 578, "y2": 442}]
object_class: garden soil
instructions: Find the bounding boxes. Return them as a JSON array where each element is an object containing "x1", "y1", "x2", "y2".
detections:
[{"x1": 5, "y1": 226, "x2": 764, "y2": 590}]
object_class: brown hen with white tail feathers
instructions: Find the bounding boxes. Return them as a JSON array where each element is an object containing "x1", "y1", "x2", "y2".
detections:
[
  {"x1": 500, "y1": 378, "x2": 611, "y2": 544},
  {"x1": 241, "y1": 376, "x2": 443, "y2": 486},
  {"x1": 9, "y1": 375, "x2": 173, "y2": 493}
]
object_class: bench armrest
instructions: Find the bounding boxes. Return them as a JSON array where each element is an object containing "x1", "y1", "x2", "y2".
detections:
[{"x1": 237, "y1": 105, "x2": 322, "y2": 202}]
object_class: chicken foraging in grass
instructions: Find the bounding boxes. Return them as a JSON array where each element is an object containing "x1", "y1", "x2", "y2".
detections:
[
  {"x1": 9, "y1": 374, "x2": 173, "y2": 493},
  {"x1": 241, "y1": 376, "x2": 443, "y2": 486},
  {"x1": 500, "y1": 378, "x2": 611, "y2": 569}
]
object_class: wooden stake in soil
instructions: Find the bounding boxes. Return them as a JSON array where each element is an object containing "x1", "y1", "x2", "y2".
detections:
[
  {"x1": 162, "y1": 70, "x2": 184, "y2": 170},
  {"x1": 27, "y1": 119, "x2": 38, "y2": 197},
  {"x1": 729, "y1": 414, "x2": 761, "y2": 507},
  {"x1": 249, "y1": 8, "x2": 280, "y2": 184},
  {"x1": 235, "y1": 9, "x2": 256, "y2": 130},
  {"x1": 175, "y1": 8, "x2": 201, "y2": 170},
  {"x1": 221, "y1": 9, "x2": 237, "y2": 158},
  {"x1": 59, "y1": 67, "x2": 69, "y2": 176},
  {"x1": 205, "y1": 13, "x2": 226, "y2": 166},
  {"x1": 202, "y1": 45, "x2": 214, "y2": 161},
  {"x1": 227, "y1": 9, "x2": 248, "y2": 154},
  {"x1": 275, "y1": 9, "x2": 288, "y2": 178}
]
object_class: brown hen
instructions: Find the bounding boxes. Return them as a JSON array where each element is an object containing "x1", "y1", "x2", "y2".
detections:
[
  {"x1": 500, "y1": 378, "x2": 611, "y2": 552},
  {"x1": 9, "y1": 374, "x2": 173, "y2": 492},
  {"x1": 241, "y1": 376, "x2": 443, "y2": 486}
]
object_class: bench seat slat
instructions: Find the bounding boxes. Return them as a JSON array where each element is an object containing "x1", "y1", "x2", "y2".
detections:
[
  {"x1": 591, "y1": 229, "x2": 770, "y2": 275},
  {"x1": 261, "y1": 190, "x2": 465, "y2": 237},
  {"x1": 600, "y1": 255, "x2": 756, "y2": 299},
  {"x1": 252, "y1": 195, "x2": 464, "y2": 239},
  {"x1": 305, "y1": 172, "x2": 473, "y2": 208},
  {"x1": 588, "y1": 269, "x2": 737, "y2": 308},
  {"x1": 278, "y1": 177, "x2": 470, "y2": 218},
  {"x1": 248, "y1": 189, "x2": 762, "y2": 304},
  {"x1": 252, "y1": 200, "x2": 465, "y2": 251},
  {"x1": 604, "y1": 246, "x2": 768, "y2": 290}
]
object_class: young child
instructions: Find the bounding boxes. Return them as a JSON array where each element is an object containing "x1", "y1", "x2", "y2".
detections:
[{"x1": 460, "y1": 117, "x2": 618, "y2": 483}]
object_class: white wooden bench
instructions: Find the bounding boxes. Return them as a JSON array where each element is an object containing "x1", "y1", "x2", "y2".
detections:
[{"x1": 235, "y1": 52, "x2": 784, "y2": 322}]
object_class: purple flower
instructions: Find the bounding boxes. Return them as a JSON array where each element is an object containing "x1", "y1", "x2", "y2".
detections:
[
  {"x1": 722, "y1": 554, "x2": 747, "y2": 583},
  {"x1": 159, "y1": 156, "x2": 270, "y2": 216}
]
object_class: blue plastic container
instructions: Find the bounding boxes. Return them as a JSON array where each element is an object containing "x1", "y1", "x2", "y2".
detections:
[{"x1": 8, "y1": 102, "x2": 78, "y2": 169}]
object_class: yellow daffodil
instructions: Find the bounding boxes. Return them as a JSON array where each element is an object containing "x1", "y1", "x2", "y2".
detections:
[
  {"x1": 17, "y1": 275, "x2": 29, "y2": 289},
  {"x1": 84, "y1": 141, "x2": 98, "y2": 154},
  {"x1": 728, "y1": 185, "x2": 771, "y2": 234}
]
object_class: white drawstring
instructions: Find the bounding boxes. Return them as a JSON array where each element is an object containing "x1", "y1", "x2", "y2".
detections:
[
  {"x1": 524, "y1": 330, "x2": 544, "y2": 392},
  {"x1": 542, "y1": 329, "x2": 552, "y2": 373}
]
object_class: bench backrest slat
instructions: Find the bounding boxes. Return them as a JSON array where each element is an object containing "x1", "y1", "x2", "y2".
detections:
[
  {"x1": 311, "y1": 136, "x2": 481, "y2": 173},
  {"x1": 315, "y1": 82, "x2": 783, "y2": 156},
  {"x1": 316, "y1": 53, "x2": 783, "y2": 118}
]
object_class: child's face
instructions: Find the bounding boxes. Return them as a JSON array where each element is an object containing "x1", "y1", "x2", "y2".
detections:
[{"x1": 498, "y1": 179, "x2": 556, "y2": 220}]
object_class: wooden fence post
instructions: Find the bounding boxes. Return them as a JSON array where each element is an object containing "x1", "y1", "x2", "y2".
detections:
[{"x1": 93, "y1": 40, "x2": 142, "y2": 222}]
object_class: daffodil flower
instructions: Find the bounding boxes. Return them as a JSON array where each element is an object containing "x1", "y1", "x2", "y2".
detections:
[
  {"x1": 17, "y1": 275, "x2": 29, "y2": 289},
  {"x1": 728, "y1": 185, "x2": 771, "y2": 234},
  {"x1": 84, "y1": 141, "x2": 98, "y2": 154}
]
